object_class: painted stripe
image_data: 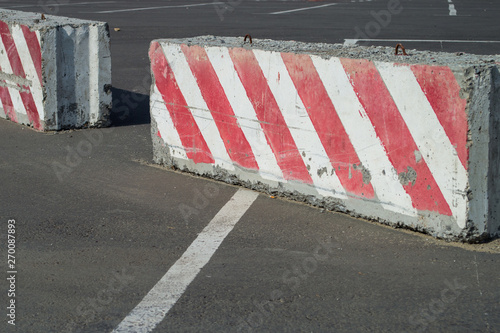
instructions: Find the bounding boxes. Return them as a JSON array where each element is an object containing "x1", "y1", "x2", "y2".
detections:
[
  {"x1": 268, "y1": 3, "x2": 337, "y2": 15},
  {"x1": 149, "y1": 42, "x2": 214, "y2": 164},
  {"x1": 341, "y1": 58, "x2": 452, "y2": 215},
  {"x1": 163, "y1": 43, "x2": 235, "y2": 171},
  {"x1": 96, "y1": 2, "x2": 224, "y2": 14},
  {"x1": 376, "y1": 62, "x2": 468, "y2": 227},
  {"x1": 11, "y1": 25, "x2": 44, "y2": 121},
  {"x1": 205, "y1": 47, "x2": 285, "y2": 183},
  {"x1": 150, "y1": 85, "x2": 188, "y2": 160},
  {"x1": 254, "y1": 50, "x2": 347, "y2": 199},
  {"x1": 312, "y1": 56, "x2": 417, "y2": 216},
  {"x1": 89, "y1": 25, "x2": 100, "y2": 123},
  {"x1": 113, "y1": 188, "x2": 259, "y2": 333},
  {"x1": 0, "y1": 21, "x2": 41, "y2": 129},
  {"x1": 20, "y1": 26, "x2": 42, "y2": 86},
  {"x1": 181, "y1": 45, "x2": 259, "y2": 170},
  {"x1": 229, "y1": 48, "x2": 313, "y2": 184},
  {"x1": 411, "y1": 65, "x2": 468, "y2": 169},
  {"x1": 282, "y1": 53, "x2": 375, "y2": 199},
  {"x1": 0, "y1": 64, "x2": 17, "y2": 122},
  {"x1": 0, "y1": 34, "x2": 28, "y2": 118}
]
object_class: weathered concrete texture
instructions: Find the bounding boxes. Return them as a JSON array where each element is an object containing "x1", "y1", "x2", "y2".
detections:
[
  {"x1": 150, "y1": 36, "x2": 500, "y2": 242},
  {"x1": 0, "y1": 9, "x2": 111, "y2": 131}
]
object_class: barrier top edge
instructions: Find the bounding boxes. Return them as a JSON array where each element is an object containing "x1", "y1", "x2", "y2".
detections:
[
  {"x1": 0, "y1": 8, "x2": 107, "y2": 29},
  {"x1": 153, "y1": 35, "x2": 500, "y2": 67}
]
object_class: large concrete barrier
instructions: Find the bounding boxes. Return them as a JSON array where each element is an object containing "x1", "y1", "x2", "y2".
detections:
[
  {"x1": 149, "y1": 36, "x2": 500, "y2": 242},
  {"x1": 0, "y1": 9, "x2": 111, "y2": 131}
]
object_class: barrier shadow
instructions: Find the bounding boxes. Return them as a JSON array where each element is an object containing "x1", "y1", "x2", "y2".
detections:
[{"x1": 110, "y1": 87, "x2": 150, "y2": 127}]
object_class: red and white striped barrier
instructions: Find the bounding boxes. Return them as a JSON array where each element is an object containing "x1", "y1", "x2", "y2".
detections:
[
  {"x1": 0, "y1": 10, "x2": 111, "y2": 131},
  {"x1": 149, "y1": 38, "x2": 500, "y2": 241}
]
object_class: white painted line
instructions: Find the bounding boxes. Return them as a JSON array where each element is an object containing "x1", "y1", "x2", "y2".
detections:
[
  {"x1": 449, "y1": 4, "x2": 457, "y2": 16},
  {"x1": 113, "y1": 188, "x2": 259, "y2": 333},
  {"x1": 268, "y1": 3, "x2": 337, "y2": 15},
  {"x1": 95, "y1": 2, "x2": 223, "y2": 14},
  {"x1": 376, "y1": 62, "x2": 468, "y2": 228},
  {"x1": 4, "y1": 1, "x2": 116, "y2": 8},
  {"x1": 205, "y1": 46, "x2": 286, "y2": 183},
  {"x1": 162, "y1": 43, "x2": 235, "y2": 171},
  {"x1": 253, "y1": 49, "x2": 348, "y2": 200},
  {"x1": 448, "y1": 0, "x2": 457, "y2": 16},
  {"x1": 312, "y1": 55, "x2": 417, "y2": 217},
  {"x1": 344, "y1": 38, "x2": 500, "y2": 46}
]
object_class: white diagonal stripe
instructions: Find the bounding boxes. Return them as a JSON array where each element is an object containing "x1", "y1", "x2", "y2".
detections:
[
  {"x1": 376, "y1": 62, "x2": 467, "y2": 228},
  {"x1": 0, "y1": 37, "x2": 27, "y2": 116},
  {"x1": 253, "y1": 49, "x2": 348, "y2": 199},
  {"x1": 113, "y1": 188, "x2": 259, "y2": 333},
  {"x1": 151, "y1": 84, "x2": 188, "y2": 160},
  {"x1": 312, "y1": 56, "x2": 417, "y2": 216},
  {"x1": 205, "y1": 46, "x2": 285, "y2": 183},
  {"x1": 10, "y1": 24, "x2": 44, "y2": 120},
  {"x1": 162, "y1": 43, "x2": 234, "y2": 171}
]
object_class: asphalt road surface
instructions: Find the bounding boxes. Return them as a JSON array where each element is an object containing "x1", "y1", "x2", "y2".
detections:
[{"x1": 1, "y1": 1, "x2": 500, "y2": 332}]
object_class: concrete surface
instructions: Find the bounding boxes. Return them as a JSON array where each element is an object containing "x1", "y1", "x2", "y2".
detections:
[
  {"x1": 1, "y1": 1, "x2": 499, "y2": 332},
  {"x1": 149, "y1": 36, "x2": 499, "y2": 241},
  {"x1": 0, "y1": 9, "x2": 111, "y2": 130}
]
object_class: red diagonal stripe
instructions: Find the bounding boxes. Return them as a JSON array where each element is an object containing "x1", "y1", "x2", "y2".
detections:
[
  {"x1": 229, "y1": 48, "x2": 313, "y2": 184},
  {"x1": 341, "y1": 58, "x2": 452, "y2": 215},
  {"x1": 149, "y1": 42, "x2": 214, "y2": 164},
  {"x1": 181, "y1": 44, "x2": 259, "y2": 170},
  {"x1": 21, "y1": 25, "x2": 42, "y2": 86},
  {"x1": 0, "y1": 65, "x2": 17, "y2": 122},
  {"x1": 282, "y1": 53, "x2": 375, "y2": 199},
  {"x1": 411, "y1": 65, "x2": 468, "y2": 169},
  {"x1": 0, "y1": 21, "x2": 41, "y2": 130}
]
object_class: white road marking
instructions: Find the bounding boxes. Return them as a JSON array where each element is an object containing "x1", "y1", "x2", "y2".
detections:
[
  {"x1": 113, "y1": 188, "x2": 259, "y2": 333},
  {"x1": 376, "y1": 62, "x2": 467, "y2": 228},
  {"x1": 268, "y1": 3, "x2": 337, "y2": 15},
  {"x1": 344, "y1": 38, "x2": 500, "y2": 46},
  {"x1": 448, "y1": 0, "x2": 457, "y2": 16},
  {"x1": 95, "y1": 2, "x2": 223, "y2": 14}
]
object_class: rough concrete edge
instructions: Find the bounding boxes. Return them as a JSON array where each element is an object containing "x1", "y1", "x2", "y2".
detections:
[
  {"x1": 463, "y1": 65, "x2": 491, "y2": 241},
  {"x1": 148, "y1": 42, "x2": 490, "y2": 243},
  {"x1": 0, "y1": 8, "x2": 108, "y2": 30},
  {"x1": 41, "y1": 22, "x2": 111, "y2": 132},
  {"x1": 488, "y1": 66, "x2": 500, "y2": 238}
]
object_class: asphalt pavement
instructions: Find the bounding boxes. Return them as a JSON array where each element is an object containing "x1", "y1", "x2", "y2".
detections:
[{"x1": 1, "y1": 1, "x2": 500, "y2": 332}]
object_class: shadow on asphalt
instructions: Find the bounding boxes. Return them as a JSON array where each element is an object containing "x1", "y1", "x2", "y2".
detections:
[{"x1": 110, "y1": 87, "x2": 151, "y2": 127}]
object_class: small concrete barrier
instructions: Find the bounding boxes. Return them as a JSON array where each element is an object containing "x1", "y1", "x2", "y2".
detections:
[
  {"x1": 0, "y1": 9, "x2": 111, "y2": 131},
  {"x1": 149, "y1": 36, "x2": 500, "y2": 241}
]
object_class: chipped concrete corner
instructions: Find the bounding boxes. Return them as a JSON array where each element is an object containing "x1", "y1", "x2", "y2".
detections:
[
  {"x1": 0, "y1": 9, "x2": 112, "y2": 131},
  {"x1": 149, "y1": 36, "x2": 500, "y2": 242}
]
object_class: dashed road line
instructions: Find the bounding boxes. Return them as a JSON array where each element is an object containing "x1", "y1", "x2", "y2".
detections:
[
  {"x1": 448, "y1": 0, "x2": 457, "y2": 16},
  {"x1": 112, "y1": 188, "x2": 259, "y2": 333},
  {"x1": 268, "y1": 3, "x2": 338, "y2": 15},
  {"x1": 95, "y1": 2, "x2": 224, "y2": 14}
]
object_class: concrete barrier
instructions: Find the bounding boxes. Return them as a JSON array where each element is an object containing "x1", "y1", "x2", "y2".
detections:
[
  {"x1": 149, "y1": 36, "x2": 500, "y2": 241},
  {"x1": 0, "y1": 9, "x2": 111, "y2": 131}
]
